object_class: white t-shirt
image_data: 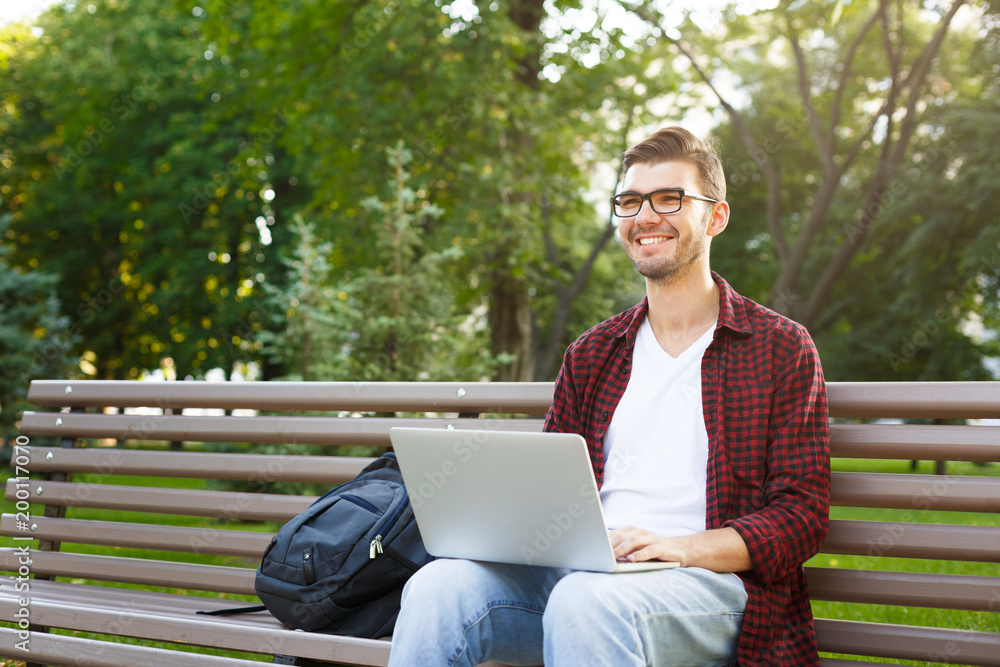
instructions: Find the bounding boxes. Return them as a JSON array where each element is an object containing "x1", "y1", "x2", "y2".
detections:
[{"x1": 599, "y1": 317, "x2": 715, "y2": 537}]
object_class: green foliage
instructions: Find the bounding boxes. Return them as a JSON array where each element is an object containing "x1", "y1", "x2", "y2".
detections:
[
  {"x1": 683, "y1": 0, "x2": 1000, "y2": 381},
  {"x1": 195, "y1": 0, "x2": 672, "y2": 380},
  {"x1": 260, "y1": 142, "x2": 498, "y2": 383},
  {"x1": 1, "y1": 0, "x2": 997, "y2": 387},
  {"x1": 1, "y1": 0, "x2": 299, "y2": 380},
  {"x1": 257, "y1": 214, "x2": 348, "y2": 382},
  {"x1": 0, "y1": 216, "x2": 78, "y2": 436}
]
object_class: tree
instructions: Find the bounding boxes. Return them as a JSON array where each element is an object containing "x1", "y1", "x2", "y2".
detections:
[
  {"x1": 0, "y1": 216, "x2": 78, "y2": 439},
  {"x1": 261, "y1": 142, "x2": 498, "y2": 383},
  {"x1": 257, "y1": 214, "x2": 346, "y2": 382},
  {"x1": 333, "y1": 141, "x2": 497, "y2": 382},
  {"x1": 197, "y1": 0, "x2": 676, "y2": 381},
  {"x1": 629, "y1": 0, "x2": 999, "y2": 380},
  {"x1": 1, "y1": 0, "x2": 301, "y2": 380}
]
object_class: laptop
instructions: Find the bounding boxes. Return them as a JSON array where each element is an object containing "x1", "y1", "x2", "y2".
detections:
[{"x1": 388, "y1": 427, "x2": 680, "y2": 573}]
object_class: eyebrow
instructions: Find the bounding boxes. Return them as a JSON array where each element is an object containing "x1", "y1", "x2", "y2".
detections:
[{"x1": 615, "y1": 187, "x2": 684, "y2": 195}]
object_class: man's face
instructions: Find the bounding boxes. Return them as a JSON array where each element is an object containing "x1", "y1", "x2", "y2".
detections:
[{"x1": 616, "y1": 160, "x2": 722, "y2": 284}]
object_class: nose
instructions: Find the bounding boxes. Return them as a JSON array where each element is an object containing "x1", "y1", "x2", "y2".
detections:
[{"x1": 633, "y1": 197, "x2": 660, "y2": 226}]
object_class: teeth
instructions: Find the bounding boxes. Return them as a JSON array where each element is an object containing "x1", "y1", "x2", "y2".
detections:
[{"x1": 638, "y1": 236, "x2": 670, "y2": 245}]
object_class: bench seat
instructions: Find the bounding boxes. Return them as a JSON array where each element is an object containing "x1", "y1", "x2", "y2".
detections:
[
  {"x1": 0, "y1": 578, "x2": 393, "y2": 665},
  {"x1": 0, "y1": 626, "x2": 267, "y2": 667}
]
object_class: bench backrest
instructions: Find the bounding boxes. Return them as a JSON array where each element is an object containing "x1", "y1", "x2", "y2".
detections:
[{"x1": 5, "y1": 380, "x2": 1000, "y2": 666}]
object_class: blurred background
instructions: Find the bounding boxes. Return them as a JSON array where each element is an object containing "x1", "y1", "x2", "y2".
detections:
[{"x1": 1, "y1": 0, "x2": 998, "y2": 439}]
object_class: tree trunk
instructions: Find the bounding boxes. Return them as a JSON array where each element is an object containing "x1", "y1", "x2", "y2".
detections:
[
  {"x1": 490, "y1": 279, "x2": 535, "y2": 382},
  {"x1": 486, "y1": 0, "x2": 545, "y2": 382}
]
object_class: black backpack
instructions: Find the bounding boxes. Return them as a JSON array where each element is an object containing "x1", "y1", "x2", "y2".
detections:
[{"x1": 251, "y1": 452, "x2": 431, "y2": 638}]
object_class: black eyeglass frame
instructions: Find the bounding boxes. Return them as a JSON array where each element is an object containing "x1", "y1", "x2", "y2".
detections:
[{"x1": 610, "y1": 188, "x2": 718, "y2": 218}]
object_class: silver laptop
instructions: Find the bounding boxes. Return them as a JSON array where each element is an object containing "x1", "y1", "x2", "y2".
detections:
[{"x1": 388, "y1": 427, "x2": 679, "y2": 573}]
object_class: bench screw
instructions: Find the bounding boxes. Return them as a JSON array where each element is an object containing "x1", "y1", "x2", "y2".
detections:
[
  {"x1": 65, "y1": 385, "x2": 73, "y2": 394},
  {"x1": 30, "y1": 523, "x2": 38, "y2": 532},
  {"x1": 457, "y1": 388, "x2": 466, "y2": 398},
  {"x1": 35, "y1": 486, "x2": 43, "y2": 495},
  {"x1": 55, "y1": 417, "x2": 63, "y2": 426},
  {"x1": 46, "y1": 451, "x2": 54, "y2": 461}
]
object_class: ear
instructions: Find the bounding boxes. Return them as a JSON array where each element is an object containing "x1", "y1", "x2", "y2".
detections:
[{"x1": 706, "y1": 201, "x2": 729, "y2": 238}]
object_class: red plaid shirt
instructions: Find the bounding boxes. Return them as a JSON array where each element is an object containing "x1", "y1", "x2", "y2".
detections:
[{"x1": 544, "y1": 273, "x2": 830, "y2": 666}]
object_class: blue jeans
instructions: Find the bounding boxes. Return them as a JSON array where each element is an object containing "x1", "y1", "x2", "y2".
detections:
[{"x1": 387, "y1": 559, "x2": 747, "y2": 667}]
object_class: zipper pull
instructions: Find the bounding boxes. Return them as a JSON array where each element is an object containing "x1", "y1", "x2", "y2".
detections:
[{"x1": 370, "y1": 535, "x2": 383, "y2": 559}]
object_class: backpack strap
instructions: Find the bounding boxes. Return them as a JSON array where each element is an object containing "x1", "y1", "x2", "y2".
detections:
[{"x1": 196, "y1": 604, "x2": 268, "y2": 616}]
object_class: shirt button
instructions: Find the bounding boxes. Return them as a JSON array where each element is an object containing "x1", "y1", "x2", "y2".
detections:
[{"x1": 601, "y1": 411, "x2": 609, "y2": 422}]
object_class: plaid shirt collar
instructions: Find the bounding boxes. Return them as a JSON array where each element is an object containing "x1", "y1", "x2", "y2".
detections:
[{"x1": 608, "y1": 271, "x2": 755, "y2": 341}]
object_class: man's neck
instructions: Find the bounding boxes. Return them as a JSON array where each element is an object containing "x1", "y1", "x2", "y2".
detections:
[{"x1": 644, "y1": 267, "x2": 720, "y2": 357}]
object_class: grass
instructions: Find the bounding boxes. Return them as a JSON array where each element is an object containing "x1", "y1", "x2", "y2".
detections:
[
  {"x1": 2, "y1": 450, "x2": 998, "y2": 665},
  {"x1": 809, "y1": 458, "x2": 1000, "y2": 665}
]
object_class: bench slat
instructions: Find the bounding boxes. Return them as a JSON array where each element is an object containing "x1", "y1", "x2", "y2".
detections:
[
  {"x1": 20, "y1": 445, "x2": 373, "y2": 481},
  {"x1": 0, "y1": 549, "x2": 256, "y2": 595},
  {"x1": 22, "y1": 414, "x2": 1000, "y2": 461},
  {"x1": 0, "y1": 626, "x2": 267, "y2": 667},
  {"x1": 829, "y1": 472, "x2": 1000, "y2": 512},
  {"x1": 818, "y1": 660, "x2": 903, "y2": 667},
  {"x1": 10, "y1": 577, "x2": 263, "y2": 616},
  {"x1": 27, "y1": 379, "x2": 555, "y2": 414},
  {"x1": 815, "y1": 618, "x2": 1000, "y2": 666},
  {"x1": 822, "y1": 520, "x2": 1000, "y2": 562},
  {"x1": 6, "y1": 478, "x2": 316, "y2": 521},
  {"x1": 827, "y1": 381, "x2": 1000, "y2": 419},
  {"x1": 0, "y1": 579, "x2": 392, "y2": 665},
  {"x1": 829, "y1": 423, "x2": 1000, "y2": 462},
  {"x1": 28, "y1": 380, "x2": 1000, "y2": 419},
  {"x1": 13, "y1": 552, "x2": 997, "y2": 614},
  {"x1": 16, "y1": 512, "x2": 997, "y2": 565},
  {"x1": 805, "y1": 567, "x2": 1000, "y2": 610},
  {"x1": 19, "y1": 412, "x2": 544, "y2": 445},
  {"x1": 0, "y1": 514, "x2": 272, "y2": 557},
  {"x1": 12, "y1": 473, "x2": 995, "y2": 518}
]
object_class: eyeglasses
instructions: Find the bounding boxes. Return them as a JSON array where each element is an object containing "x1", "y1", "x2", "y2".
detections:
[{"x1": 610, "y1": 188, "x2": 718, "y2": 218}]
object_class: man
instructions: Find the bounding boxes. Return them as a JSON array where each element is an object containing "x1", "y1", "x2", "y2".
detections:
[{"x1": 388, "y1": 126, "x2": 830, "y2": 666}]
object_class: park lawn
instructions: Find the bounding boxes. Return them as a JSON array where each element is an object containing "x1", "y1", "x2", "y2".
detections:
[{"x1": 3, "y1": 458, "x2": 997, "y2": 664}]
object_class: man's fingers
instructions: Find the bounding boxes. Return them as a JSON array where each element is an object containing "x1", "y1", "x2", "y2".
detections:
[{"x1": 611, "y1": 529, "x2": 657, "y2": 559}]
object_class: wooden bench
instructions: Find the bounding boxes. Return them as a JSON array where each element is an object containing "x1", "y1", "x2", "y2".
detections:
[{"x1": 1, "y1": 379, "x2": 998, "y2": 666}]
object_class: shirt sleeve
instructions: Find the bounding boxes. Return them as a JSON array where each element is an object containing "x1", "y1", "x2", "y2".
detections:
[
  {"x1": 544, "y1": 343, "x2": 580, "y2": 435},
  {"x1": 724, "y1": 326, "x2": 831, "y2": 584}
]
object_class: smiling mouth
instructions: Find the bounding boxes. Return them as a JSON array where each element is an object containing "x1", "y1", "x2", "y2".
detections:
[{"x1": 637, "y1": 236, "x2": 673, "y2": 246}]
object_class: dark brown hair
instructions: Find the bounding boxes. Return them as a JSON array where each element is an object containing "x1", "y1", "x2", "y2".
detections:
[{"x1": 621, "y1": 126, "x2": 726, "y2": 201}]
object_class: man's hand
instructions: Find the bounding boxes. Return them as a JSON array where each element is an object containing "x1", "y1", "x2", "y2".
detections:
[
  {"x1": 609, "y1": 525, "x2": 753, "y2": 573},
  {"x1": 610, "y1": 526, "x2": 690, "y2": 566}
]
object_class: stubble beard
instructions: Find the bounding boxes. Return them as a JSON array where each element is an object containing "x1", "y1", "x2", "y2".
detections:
[{"x1": 625, "y1": 222, "x2": 710, "y2": 286}]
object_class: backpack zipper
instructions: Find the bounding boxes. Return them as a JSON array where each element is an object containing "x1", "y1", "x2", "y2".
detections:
[
  {"x1": 369, "y1": 488, "x2": 409, "y2": 559},
  {"x1": 369, "y1": 534, "x2": 383, "y2": 559},
  {"x1": 341, "y1": 494, "x2": 379, "y2": 513}
]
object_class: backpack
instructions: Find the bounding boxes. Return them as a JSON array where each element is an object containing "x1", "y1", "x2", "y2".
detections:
[{"x1": 252, "y1": 452, "x2": 431, "y2": 638}]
